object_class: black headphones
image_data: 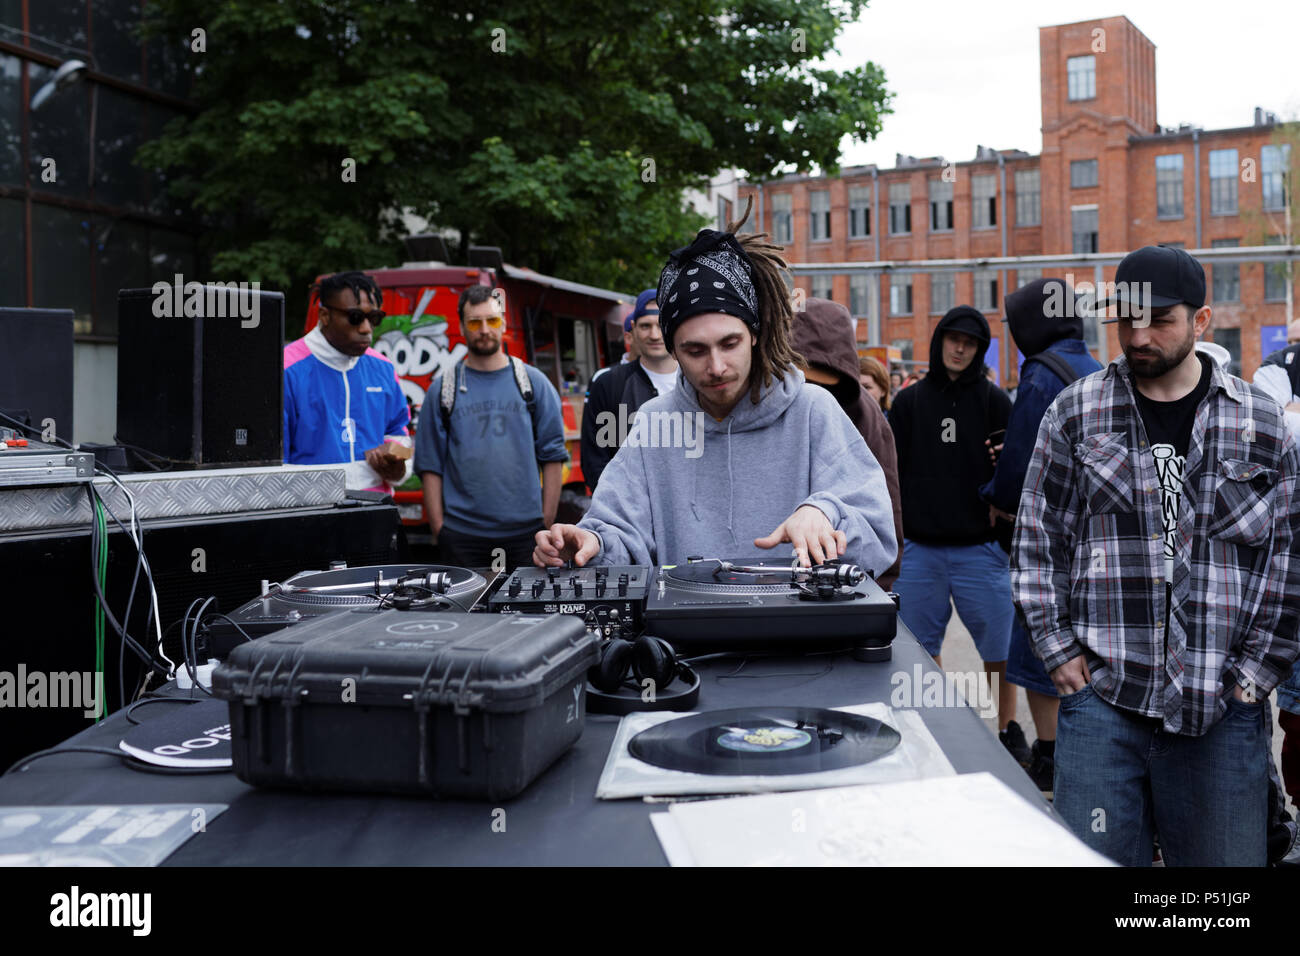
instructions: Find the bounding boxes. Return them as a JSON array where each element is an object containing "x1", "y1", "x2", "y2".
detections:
[{"x1": 586, "y1": 634, "x2": 700, "y2": 716}]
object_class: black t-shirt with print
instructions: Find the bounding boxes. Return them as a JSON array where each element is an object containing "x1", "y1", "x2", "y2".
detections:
[
  {"x1": 1132, "y1": 352, "x2": 1213, "y2": 591},
  {"x1": 1132, "y1": 352, "x2": 1212, "y2": 458}
]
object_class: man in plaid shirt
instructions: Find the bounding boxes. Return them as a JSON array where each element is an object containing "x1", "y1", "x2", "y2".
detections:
[{"x1": 1012, "y1": 245, "x2": 1300, "y2": 866}]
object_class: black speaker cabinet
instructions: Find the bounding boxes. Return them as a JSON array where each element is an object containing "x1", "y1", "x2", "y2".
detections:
[
  {"x1": 0, "y1": 307, "x2": 74, "y2": 442},
  {"x1": 116, "y1": 285, "x2": 284, "y2": 468}
]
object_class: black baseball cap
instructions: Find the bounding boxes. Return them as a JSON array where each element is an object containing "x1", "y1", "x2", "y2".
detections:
[{"x1": 1097, "y1": 245, "x2": 1206, "y2": 323}]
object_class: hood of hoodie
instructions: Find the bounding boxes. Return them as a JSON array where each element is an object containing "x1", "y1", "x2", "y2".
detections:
[
  {"x1": 667, "y1": 362, "x2": 805, "y2": 432},
  {"x1": 1004, "y1": 278, "x2": 1084, "y2": 357},
  {"x1": 926, "y1": 305, "x2": 991, "y2": 387},
  {"x1": 792, "y1": 298, "x2": 861, "y2": 405}
]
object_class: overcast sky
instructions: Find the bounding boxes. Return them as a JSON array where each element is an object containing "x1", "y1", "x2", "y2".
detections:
[{"x1": 824, "y1": 0, "x2": 1300, "y2": 170}]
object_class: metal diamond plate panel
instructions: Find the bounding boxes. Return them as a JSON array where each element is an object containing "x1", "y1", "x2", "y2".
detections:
[{"x1": 0, "y1": 465, "x2": 348, "y2": 533}]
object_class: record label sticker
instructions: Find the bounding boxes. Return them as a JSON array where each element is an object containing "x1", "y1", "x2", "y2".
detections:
[{"x1": 716, "y1": 727, "x2": 811, "y2": 752}]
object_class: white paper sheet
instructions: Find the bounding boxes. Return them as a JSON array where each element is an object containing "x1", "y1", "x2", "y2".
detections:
[{"x1": 657, "y1": 773, "x2": 1113, "y2": 867}]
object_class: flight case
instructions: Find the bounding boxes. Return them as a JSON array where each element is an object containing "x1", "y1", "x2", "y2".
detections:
[{"x1": 212, "y1": 610, "x2": 598, "y2": 800}]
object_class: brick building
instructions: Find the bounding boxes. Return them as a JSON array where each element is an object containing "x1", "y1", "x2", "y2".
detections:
[{"x1": 739, "y1": 15, "x2": 1296, "y2": 380}]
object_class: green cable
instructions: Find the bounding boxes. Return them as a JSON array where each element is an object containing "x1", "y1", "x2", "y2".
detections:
[{"x1": 93, "y1": 497, "x2": 107, "y2": 722}]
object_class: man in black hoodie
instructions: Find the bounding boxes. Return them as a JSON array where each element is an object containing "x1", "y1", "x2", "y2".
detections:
[
  {"x1": 889, "y1": 305, "x2": 1016, "y2": 741},
  {"x1": 793, "y1": 298, "x2": 904, "y2": 589}
]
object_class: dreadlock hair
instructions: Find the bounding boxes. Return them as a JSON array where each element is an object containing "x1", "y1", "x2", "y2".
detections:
[
  {"x1": 727, "y1": 195, "x2": 805, "y2": 404},
  {"x1": 313, "y1": 270, "x2": 383, "y2": 310}
]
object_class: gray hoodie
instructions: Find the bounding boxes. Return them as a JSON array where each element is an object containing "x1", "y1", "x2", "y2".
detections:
[{"x1": 577, "y1": 366, "x2": 897, "y2": 575}]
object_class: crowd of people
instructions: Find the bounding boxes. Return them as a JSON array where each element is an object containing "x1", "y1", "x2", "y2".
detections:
[{"x1": 281, "y1": 221, "x2": 1300, "y2": 867}]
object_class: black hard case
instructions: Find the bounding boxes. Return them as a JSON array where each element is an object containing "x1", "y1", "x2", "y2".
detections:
[{"x1": 212, "y1": 610, "x2": 597, "y2": 800}]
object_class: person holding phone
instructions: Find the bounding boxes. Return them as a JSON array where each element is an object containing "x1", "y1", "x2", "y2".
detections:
[{"x1": 887, "y1": 305, "x2": 1020, "y2": 758}]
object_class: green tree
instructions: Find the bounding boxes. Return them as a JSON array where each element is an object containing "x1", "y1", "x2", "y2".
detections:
[
  {"x1": 1243, "y1": 120, "x2": 1299, "y2": 330},
  {"x1": 141, "y1": 0, "x2": 891, "y2": 325}
]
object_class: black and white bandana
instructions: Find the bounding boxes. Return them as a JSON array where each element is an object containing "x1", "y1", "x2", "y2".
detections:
[{"x1": 656, "y1": 228, "x2": 760, "y2": 351}]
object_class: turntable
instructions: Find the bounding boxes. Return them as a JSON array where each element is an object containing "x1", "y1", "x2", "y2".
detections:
[
  {"x1": 205, "y1": 563, "x2": 492, "y2": 659},
  {"x1": 644, "y1": 556, "x2": 897, "y2": 660}
]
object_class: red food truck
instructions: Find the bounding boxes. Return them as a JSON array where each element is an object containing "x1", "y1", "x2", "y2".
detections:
[{"x1": 305, "y1": 244, "x2": 634, "y2": 540}]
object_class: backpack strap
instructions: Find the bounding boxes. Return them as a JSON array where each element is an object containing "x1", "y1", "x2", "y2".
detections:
[
  {"x1": 439, "y1": 359, "x2": 462, "y2": 429},
  {"x1": 1023, "y1": 350, "x2": 1083, "y2": 389}
]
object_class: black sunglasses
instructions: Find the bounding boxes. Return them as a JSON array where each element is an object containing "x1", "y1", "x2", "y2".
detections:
[{"x1": 326, "y1": 305, "x2": 386, "y2": 326}]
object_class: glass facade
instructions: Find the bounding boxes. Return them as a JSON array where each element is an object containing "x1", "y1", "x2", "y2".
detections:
[{"x1": 0, "y1": 0, "x2": 197, "y2": 336}]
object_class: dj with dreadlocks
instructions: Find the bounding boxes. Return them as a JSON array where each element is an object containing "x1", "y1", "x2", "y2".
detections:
[
  {"x1": 284, "y1": 270, "x2": 412, "y2": 491},
  {"x1": 534, "y1": 203, "x2": 897, "y2": 573}
]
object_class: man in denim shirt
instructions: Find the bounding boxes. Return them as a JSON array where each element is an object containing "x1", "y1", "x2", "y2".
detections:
[{"x1": 1012, "y1": 246, "x2": 1300, "y2": 866}]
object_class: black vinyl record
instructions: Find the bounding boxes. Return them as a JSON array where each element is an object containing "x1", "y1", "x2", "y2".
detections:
[
  {"x1": 628, "y1": 706, "x2": 900, "y2": 776},
  {"x1": 662, "y1": 557, "x2": 794, "y2": 589}
]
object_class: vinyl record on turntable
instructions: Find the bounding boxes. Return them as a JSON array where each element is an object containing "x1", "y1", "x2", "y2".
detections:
[{"x1": 627, "y1": 706, "x2": 901, "y2": 776}]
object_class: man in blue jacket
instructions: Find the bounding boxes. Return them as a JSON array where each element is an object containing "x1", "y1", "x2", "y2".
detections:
[
  {"x1": 283, "y1": 271, "x2": 410, "y2": 491},
  {"x1": 980, "y1": 278, "x2": 1102, "y2": 791}
]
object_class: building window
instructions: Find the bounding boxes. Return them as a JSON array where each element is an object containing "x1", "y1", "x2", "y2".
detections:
[
  {"x1": 717, "y1": 195, "x2": 733, "y2": 231},
  {"x1": 772, "y1": 192, "x2": 793, "y2": 243},
  {"x1": 848, "y1": 185, "x2": 872, "y2": 238},
  {"x1": 736, "y1": 194, "x2": 755, "y2": 232},
  {"x1": 972, "y1": 174, "x2": 997, "y2": 229},
  {"x1": 809, "y1": 190, "x2": 831, "y2": 241},
  {"x1": 1067, "y1": 55, "x2": 1096, "y2": 101},
  {"x1": 850, "y1": 274, "x2": 871, "y2": 317},
  {"x1": 1211, "y1": 238, "x2": 1239, "y2": 303},
  {"x1": 930, "y1": 273, "x2": 954, "y2": 314},
  {"x1": 1016, "y1": 268, "x2": 1043, "y2": 288},
  {"x1": 811, "y1": 274, "x2": 833, "y2": 301},
  {"x1": 1071, "y1": 207, "x2": 1099, "y2": 254},
  {"x1": 1209, "y1": 149, "x2": 1238, "y2": 216},
  {"x1": 1262, "y1": 144, "x2": 1291, "y2": 212},
  {"x1": 1014, "y1": 169, "x2": 1040, "y2": 226},
  {"x1": 929, "y1": 179, "x2": 953, "y2": 232},
  {"x1": 973, "y1": 269, "x2": 998, "y2": 312},
  {"x1": 888, "y1": 182, "x2": 911, "y2": 235},
  {"x1": 1070, "y1": 159, "x2": 1099, "y2": 189},
  {"x1": 1155, "y1": 155, "x2": 1184, "y2": 219},
  {"x1": 1213, "y1": 328, "x2": 1242, "y2": 377},
  {"x1": 1265, "y1": 236, "x2": 1290, "y2": 301},
  {"x1": 890, "y1": 272, "x2": 912, "y2": 315}
]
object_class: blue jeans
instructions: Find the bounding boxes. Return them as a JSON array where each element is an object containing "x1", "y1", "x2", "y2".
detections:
[
  {"x1": 1054, "y1": 684, "x2": 1269, "y2": 866},
  {"x1": 1277, "y1": 663, "x2": 1300, "y2": 716},
  {"x1": 894, "y1": 539, "x2": 1012, "y2": 661},
  {"x1": 1006, "y1": 613, "x2": 1056, "y2": 696}
]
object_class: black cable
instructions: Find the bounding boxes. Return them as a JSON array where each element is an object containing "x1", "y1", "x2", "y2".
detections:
[
  {"x1": 5, "y1": 745, "x2": 230, "y2": 777},
  {"x1": 4, "y1": 746, "x2": 130, "y2": 775},
  {"x1": 201, "y1": 612, "x2": 255, "y2": 646},
  {"x1": 0, "y1": 408, "x2": 75, "y2": 448},
  {"x1": 125, "y1": 696, "x2": 203, "y2": 725},
  {"x1": 84, "y1": 484, "x2": 169, "y2": 680},
  {"x1": 96, "y1": 472, "x2": 150, "y2": 711},
  {"x1": 185, "y1": 597, "x2": 216, "y2": 697}
]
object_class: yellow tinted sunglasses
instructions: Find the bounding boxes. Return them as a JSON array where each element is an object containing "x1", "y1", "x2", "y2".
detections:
[{"x1": 465, "y1": 315, "x2": 504, "y2": 331}]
